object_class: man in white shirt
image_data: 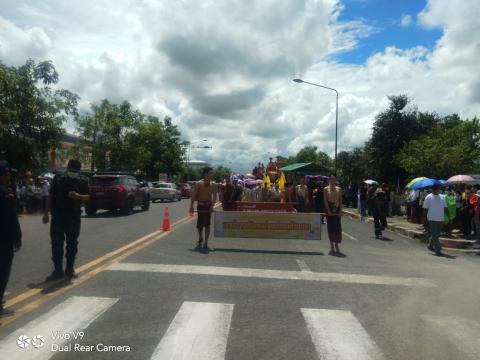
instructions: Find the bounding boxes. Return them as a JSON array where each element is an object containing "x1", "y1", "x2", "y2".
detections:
[{"x1": 423, "y1": 184, "x2": 448, "y2": 256}]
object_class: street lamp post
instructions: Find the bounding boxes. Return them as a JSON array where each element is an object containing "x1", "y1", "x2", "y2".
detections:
[
  {"x1": 293, "y1": 78, "x2": 339, "y2": 176},
  {"x1": 91, "y1": 115, "x2": 98, "y2": 173},
  {"x1": 186, "y1": 139, "x2": 210, "y2": 182}
]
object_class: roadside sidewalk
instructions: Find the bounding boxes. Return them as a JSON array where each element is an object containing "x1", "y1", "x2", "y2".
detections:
[{"x1": 342, "y1": 207, "x2": 480, "y2": 254}]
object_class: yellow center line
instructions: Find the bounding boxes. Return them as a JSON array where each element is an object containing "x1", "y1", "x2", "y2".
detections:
[
  {"x1": 4, "y1": 213, "x2": 194, "y2": 309},
  {"x1": 1, "y1": 215, "x2": 195, "y2": 327}
]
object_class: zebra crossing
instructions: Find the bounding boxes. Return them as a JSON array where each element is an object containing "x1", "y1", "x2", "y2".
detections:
[
  {"x1": 1, "y1": 295, "x2": 479, "y2": 359},
  {"x1": 0, "y1": 296, "x2": 118, "y2": 360}
]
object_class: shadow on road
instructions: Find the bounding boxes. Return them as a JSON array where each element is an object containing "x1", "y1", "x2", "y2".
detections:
[
  {"x1": 26, "y1": 278, "x2": 72, "y2": 294},
  {"x1": 378, "y1": 236, "x2": 394, "y2": 242},
  {"x1": 430, "y1": 252, "x2": 457, "y2": 260},
  {"x1": 212, "y1": 248, "x2": 324, "y2": 256},
  {"x1": 83, "y1": 209, "x2": 143, "y2": 219}
]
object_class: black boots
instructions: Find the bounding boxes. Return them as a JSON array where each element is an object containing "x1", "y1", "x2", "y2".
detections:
[
  {"x1": 45, "y1": 268, "x2": 64, "y2": 282},
  {"x1": 65, "y1": 259, "x2": 78, "y2": 279}
]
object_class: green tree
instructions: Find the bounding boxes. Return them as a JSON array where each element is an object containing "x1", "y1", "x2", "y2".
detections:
[
  {"x1": 294, "y1": 146, "x2": 333, "y2": 172},
  {"x1": 75, "y1": 99, "x2": 144, "y2": 172},
  {"x1": 396, "y1": 118, "x2": 480, "y2": 179},
  {"x1": 75, "y1": 101, "x2": 185, "y2": 179},
  {"x1": 132, "y1": 115, "x2": 185, "y2": 179},
  {"x1": 365, "y1": 95, "x2": 439, "y2": 183},
  {"x1": 0, "y1": 59, "x2": 78, "y2": 171},
  {"x1": 337, "y1": 147, "x2": 370, "y2": 184},
  {"x1": 212, "y1": 165, "x2": 232, "y2": 183}
]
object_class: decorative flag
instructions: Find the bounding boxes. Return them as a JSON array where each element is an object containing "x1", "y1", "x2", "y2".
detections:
[
  {"x1": 263, "y1": 174, "x2": 271, "y2": 188},
  {"x1": 278, "y1": 171, "x2": 286, "y2": 190}
]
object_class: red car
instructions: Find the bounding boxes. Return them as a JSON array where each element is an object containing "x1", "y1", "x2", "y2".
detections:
[
  {"x1": 86, "y1": 173, "x2": 150, "y2": 216},
  {"x1": 180, "y1": 183, "x2": 191, "y2": 198}
]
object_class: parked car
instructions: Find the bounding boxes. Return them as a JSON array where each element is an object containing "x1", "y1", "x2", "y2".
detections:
[
  {"x1": 180, "y1": 183, "x2": 191, "y2": 198},
  {"x1": 140, "y1": 181, "x2": 154, "y2": 196},
  {"x1": 86, "y1": 172, "x2": 150, "y2": 215},
  {"x1": 151, "y1": 182, "x2": 181, "y2": 202}
]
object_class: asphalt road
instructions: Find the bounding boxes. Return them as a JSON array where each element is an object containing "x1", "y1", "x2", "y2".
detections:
[
  {"x1": 1, "y1": 202, "x2": 480, "y2": 360},
  {"x1": 5, "y1": 199, "x2": 190, "y2": 299}
]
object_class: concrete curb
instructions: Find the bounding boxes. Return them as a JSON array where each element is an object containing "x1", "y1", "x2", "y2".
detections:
[
  {"x1": 342, "y1": 209, "x2": 480, "y2": 254},
  {"x1": 342, "y1": 209, "x2": 424, "y2": 239}
]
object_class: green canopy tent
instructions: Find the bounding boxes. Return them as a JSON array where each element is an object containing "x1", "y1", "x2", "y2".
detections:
[{"x1": 279, "y1": 162, "x2": 329, "y2": 175}]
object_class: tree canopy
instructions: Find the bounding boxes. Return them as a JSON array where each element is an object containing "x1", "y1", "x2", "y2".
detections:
[
  {"x1": 364, "y1": 95, "x2": 439, "y2": 183},
  {"x1": 280, "y1": 146, "x2": 333, "y2": 173},
  {"x1": 0, "y1": 59, "x2": 78, "y2": 171},
  {"x1": 396, "y1": 118, "x2": 480, "y2": 179},
  {"x1": 74, "y1": 100, "x2": 185, "y2": 179}
]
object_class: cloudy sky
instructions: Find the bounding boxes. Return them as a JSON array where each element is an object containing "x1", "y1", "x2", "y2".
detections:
[{"x1": 1, "y1": 0, "x2": 480, "y2": 172}]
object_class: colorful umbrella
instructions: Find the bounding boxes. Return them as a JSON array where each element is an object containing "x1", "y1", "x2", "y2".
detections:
[
  {"x1": 406, "y1": 177, "x2": 427, "y2": 189},
  {"x1": 39, "y1": 172, "x2": 55, "y2": 178},
  {"x1": 446, "y1": 175, "x2": 475, "y2": 184},
  {"x1": 409, "y1": 178, "x2": 444, "y2": 190},
  {"x1": 364, "y1": 179, "x2": 378, "y2": 185}
]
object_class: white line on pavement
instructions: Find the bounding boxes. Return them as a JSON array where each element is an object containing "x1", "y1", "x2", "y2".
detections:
[
  {"x1": 0, "y1": 296, "x2": 118, "y2": 360},
  {"x1": 301, "y1": 308, "x2": 384, "y2": 360},
  {"x1": 342, "y1": 232, "x2": 359, "y2": 241},
  {"x1": 107, "y1": 263, "x2": 435, "y2": 287},
  {"x1": 421, "y1": 315, "x2": 480, "y2": 359},
  {"x1": 296, "y1": 259, "x2": 312, "y2": 272},
  {"x1": 150, "y1": 301, "x2": 233, "y2": 360}
]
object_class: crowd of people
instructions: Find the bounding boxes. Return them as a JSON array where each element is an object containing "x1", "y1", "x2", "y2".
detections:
[
  {"x1": 16, "y1": 176, "x2": 51, "y2": 214},
  {"x1": 217, "y1": 158, "x2": 346, "y2": 256},
  {"x1": 406, "y1": 185, "x2": 480, "y2": 240},
  {"x1": 218, "y1": 172, "x2": 332, "y2": 214}
]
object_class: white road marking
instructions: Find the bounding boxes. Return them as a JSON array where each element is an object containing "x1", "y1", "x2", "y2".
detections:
[
  {"x1": 342, "y1": 232, "x2": 358, "y2": 241},
  {"x1": 421, "y1": 315, "x2": 480, "y2": 359},
  {"x1": 0, "y1": 296, "x2": 118, "y2": 360},
  {"x1": 296, "y1": 259, "x2": 312, "y2": 272},
  {"x1": 108, "y1": 263, "x2": 435, "y2": 287},
  {"x1": 150, "y1": 301, "x2": 233, "y2": 360},
  {"x1": 302, "y1": 308, "x2": 383, "y2": 360}
]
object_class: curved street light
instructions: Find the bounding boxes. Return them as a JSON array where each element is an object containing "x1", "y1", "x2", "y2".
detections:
[{"x1": 293, "y1": 78, "x2": 339, "y2": 176}]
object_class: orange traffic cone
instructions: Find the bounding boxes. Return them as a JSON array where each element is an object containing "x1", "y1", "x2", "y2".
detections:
[{"x1": 162, "y1": 207, "x2": 171, "y2": 231}]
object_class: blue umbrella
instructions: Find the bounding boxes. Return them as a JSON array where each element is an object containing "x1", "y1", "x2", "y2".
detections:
[{"x1": 410, "y1": 178, "x2": 444, "y2": 190}]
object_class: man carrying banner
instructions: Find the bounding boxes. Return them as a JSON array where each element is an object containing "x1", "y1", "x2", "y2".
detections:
[{"x1": 190, "y1": 167, "x2": 218, "y2": 251}]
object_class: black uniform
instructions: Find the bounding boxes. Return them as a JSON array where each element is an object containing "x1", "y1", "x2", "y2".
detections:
[
  {"x1": 0, "y1": 185, "x2": 22, "y2": 308},
  {"x1": 372, "y1": 190, "x2": 388, "y2": 238},
  {"x1": 49, "y1": 174, "x2": 89, "y2": 273}
]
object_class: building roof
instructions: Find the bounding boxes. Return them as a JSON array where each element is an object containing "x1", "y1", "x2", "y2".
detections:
[
  {"x1": 279, "y1": 162, "x2": 328, "y2": 175},
  {"x1": 280, "y1": 162, "x2": 312, "y2": 172}
]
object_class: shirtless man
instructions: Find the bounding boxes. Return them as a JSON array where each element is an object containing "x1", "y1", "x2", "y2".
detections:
[
  {"x1": 190, "y1": 167, "x2": 218, "y2": 251},
  {"x1": 323, "y1": 175, "x2": 344, "y2": 256}
]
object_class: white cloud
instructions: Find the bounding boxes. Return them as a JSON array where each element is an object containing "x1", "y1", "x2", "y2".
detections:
[
  {"x1": 400, "y1": 14, "x2": 412, "y2": 27},
  {"x1": 0, "y1": 0, "x2": 479, "y2": 173}
]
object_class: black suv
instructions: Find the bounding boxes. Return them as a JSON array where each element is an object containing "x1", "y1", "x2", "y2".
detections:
[{"x1": 86, "y1": 172, "x2": 150, "y2": 216}]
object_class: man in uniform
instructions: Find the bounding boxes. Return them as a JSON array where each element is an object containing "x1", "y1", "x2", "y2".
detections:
[
  {"x1": 190, "y1": 167, "x2": 217, "y2": 251},
  {"x1": 0, "y1": 160, "x2": 22, "y2": 317},
  {"x1": 372, "y1": 187, "x2": 388, "y2": 239},
  {"x1": 43, "y1": 159, "x2": 89, "y2": 280}
]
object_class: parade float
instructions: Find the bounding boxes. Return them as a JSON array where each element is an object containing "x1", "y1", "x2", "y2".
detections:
[{"x1": 214, "y1": 162, "x2": 328, "y2": 241}]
